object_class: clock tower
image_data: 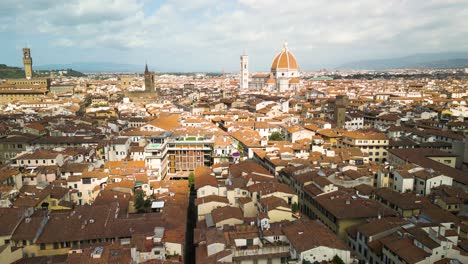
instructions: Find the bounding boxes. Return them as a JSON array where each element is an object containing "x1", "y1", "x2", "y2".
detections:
[{"x1": 22, "y1": 48, "x2": 33, "y2": 79}]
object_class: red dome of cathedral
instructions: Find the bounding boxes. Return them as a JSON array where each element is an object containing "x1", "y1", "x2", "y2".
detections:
[{"x1": 270, "y1": 42, "x2": 299, "y2": 71}]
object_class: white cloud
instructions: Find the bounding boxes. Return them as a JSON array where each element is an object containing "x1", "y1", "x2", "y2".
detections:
[
  {"x1": 55, "y1": 38, "x2": 74, "y2": 47},
  {"x1": 1, "y1": 0, "x2": 467, "y2": 70}
]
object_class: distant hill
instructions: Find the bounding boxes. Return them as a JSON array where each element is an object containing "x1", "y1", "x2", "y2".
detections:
[
  {"x1": 336, "y1": 52, "x2": 468, "y2": 70},
  {"x1": 0, "y1": 64, "x2": 25, "y2": 79},
  {"x1": 407, "y1": 59, "x2": 468, "y2": 69},
  {"x1": 35, "y1": 62, "x2": 143, "y2": 73},
  {"x1": 0, "y1": 64, "x2": 86, "y2": 78},
  {"x1": 35, "y1": 62, "x2": 225, "y2": 74}
]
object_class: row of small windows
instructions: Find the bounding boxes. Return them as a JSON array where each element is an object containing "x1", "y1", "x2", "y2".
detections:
[
  {"x1": 368, "y1": 152, "x2": 387, "y2": 156},
  {"x1": 347, "y1": 122, "x2": 363, "y2": 126},
  {"x1": 357, "y1": 140, "x2": 387, "y2": 144},
  {"x1": 272, "y1": 72, "x2": 295, "y2": 77},
  {"x1": 9, "y1": 81, "x2": 46, "y2": 85},
  {"x1": 20, "y1": 159, "x2": 54, "y2": 164},
  {"x1": 40, "y1": 238, "x2": 111, "y2": 250},
  {"x1": 363, "y1": 146, "x2": 385, "y2": 149},
  {"x1": 0, "y1": 94, "x2": 40, "y2": 98}
]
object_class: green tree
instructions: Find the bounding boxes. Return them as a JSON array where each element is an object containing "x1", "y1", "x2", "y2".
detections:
[
  {"x1": 332, "y1": 255, "x2": 345, "y2": 264},
  {"x1": 0, "y1": 64, "x2": 27, "y2": 79},
  {"x1": 291, "y1": 202, "x2": 299, "y2": 213},
  {"x1": 237, "y1": 141, "x2": 244, "y2": 156},
  {"x1": 134, "y1": 190, "x2": 150, "y2": 213},
  {"x1": 188, "y1": 172, "x2": 195, "y2": 192},
  {"x1": 269, "y1": 132, "x2": 284, "y2": 141}
]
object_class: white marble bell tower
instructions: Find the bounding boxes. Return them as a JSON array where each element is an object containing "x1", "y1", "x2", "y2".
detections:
[{"x1": 240, "y1": 54, "x2": 249, "y2": 89}]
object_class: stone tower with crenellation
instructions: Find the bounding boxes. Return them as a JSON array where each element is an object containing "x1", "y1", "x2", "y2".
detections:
[{"x1": 23, "y1": 48, "x2": 33, "y2": 79}]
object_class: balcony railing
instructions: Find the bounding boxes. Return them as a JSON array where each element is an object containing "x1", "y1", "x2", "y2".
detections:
[{"x1": 233, "y1": 245, "x2": 290, "y2": 257}]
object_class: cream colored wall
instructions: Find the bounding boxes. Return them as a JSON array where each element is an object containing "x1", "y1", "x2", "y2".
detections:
[
  {"x1": 119, "y1": 77, "x2": 138, "y2": 89},
  {"x1": 239, "y1": 258, "x2": 283, "y2": 264},
  {"x1": 197, "y1": 202, "x2": 228, "y2": 220},
  {"x1": 0, "y1": 235, "x2": 9, "y2": 246},
  {"x1": 207, "y1": 242, "x2": 225, "y2": 256},
  {"x1": 428, "y1": 156, "x2": 457, "y2": 168},
  {"x1": 234, "y1": 237, "x2": 261, "y2": 247},
  {"x1": 68, "y1": 176, "x2": 107, "y2": 205},
  {"x1": 0, "y1": 242, "x2": 22, "y2": 264},
  {"x1": 268, "y1": 208, "x2": 294, "y2": 223},
  {"x1": 197, "y1": 185, "x2": 221, "y2": 198},
  {"x1": 164, "y1": 242, "x2": 182, "y2": 257},
  {"x1": 301, "y1": 246, "x2": 352, "y2": 264},
  {"x1": 215, "y1": 218, "x2": 243, "y2": 228},
  {"x1": 447, "y1": 248, "x2": 468, "y2": 263},
  {"x1": 377, "y1": 170, "x2": 390, "y2": 188},
  {"x1": 241, "y1": 202, "x2": 257, "y2": 217},
  {"x1": 0, "y1": 93, "x2": 46, "y2": 104},
  {"x1": 227, "y1": 189, "x2": 249, "y2": 205},
  {"x1": 34, "y1": 243, "x2": 71, "y2": 257},
  {"x1": 18, "y1": 242, "x2": 39, "y2": 258}
]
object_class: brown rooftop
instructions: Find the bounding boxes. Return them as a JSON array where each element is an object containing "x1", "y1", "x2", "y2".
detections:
[
  {"x1": 314, "y1": 189, "x2": 396, "y2": 220},
  {"x1": 211, "y1": 206, "x2": 243, "y2": 224},
  {"x1": 283, "y1": 219, "x2": 348, "y2": 254}
]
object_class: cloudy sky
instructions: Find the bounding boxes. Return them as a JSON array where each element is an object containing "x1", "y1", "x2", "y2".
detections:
[{"x1": 1, "y1": 0, "x2": 467, "y2": 71}]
